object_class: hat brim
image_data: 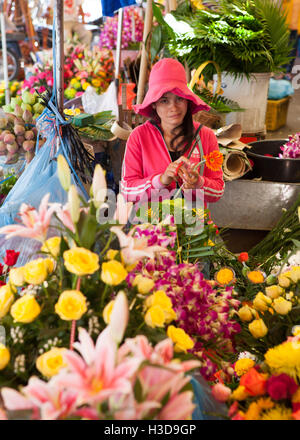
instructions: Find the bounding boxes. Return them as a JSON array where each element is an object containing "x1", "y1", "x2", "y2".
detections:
[{"x1": 133, "y1": 84, "x2": 210, "y2": 117}]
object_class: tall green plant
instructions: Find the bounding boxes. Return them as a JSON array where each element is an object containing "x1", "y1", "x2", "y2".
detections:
[{"x1": 159, "y1": 0, "x2": 292, "y2": 78}]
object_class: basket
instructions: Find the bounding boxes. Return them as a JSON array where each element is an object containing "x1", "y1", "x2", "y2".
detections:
[
  {"x1": 190, "y1": 61, "x2": 223, "y2": 129},
  {"x1": 265, "y1": 96, "x2": 291, "y2": 131}
]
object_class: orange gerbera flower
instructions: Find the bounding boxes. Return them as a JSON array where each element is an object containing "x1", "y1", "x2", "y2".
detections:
[{"x1": 204, "y1": 151, "x2": 223, "y2": 171}]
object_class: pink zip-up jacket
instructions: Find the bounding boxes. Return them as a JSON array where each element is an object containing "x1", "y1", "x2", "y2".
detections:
[{"x1": 121, "y1": 120, "x2": 224, "y2": 205}]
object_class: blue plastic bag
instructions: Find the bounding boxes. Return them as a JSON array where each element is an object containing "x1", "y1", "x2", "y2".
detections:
[{"x1": 268, "y1": 77, "x2": 294, "y2": 100}]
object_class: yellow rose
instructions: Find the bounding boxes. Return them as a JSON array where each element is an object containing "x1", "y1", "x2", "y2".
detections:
[
  {"x1": 272, "y1": 297, "x2": 292, "y2": 315},
  {"x1": 231, "y1": 385, "x2": 249, "y2": 401},
  {"x1": 23, "y1": 258, "x2": 50, "y2": 285},
  {"x1": 253, "y1": 292, "x2": 272, "y2": 312},
  {"x1": 36, "y1": 347, "x2": 67, "y2": 378},
  {"x1": 106, "y1": 249, "x2": 119, "y2": 260},
  {"x1": 265, "y1": 285, "x2": 284, "y2": 299},
  {"x1": 135, "y1": 276, "x2": 155, "y2": 295},
  {"x1": 248, "y1": 318, "x2": 268, "y2": 339},
  {"x1": 234, "y1": 358, "x2": 255, "y2": 376},
  {"x1": 238, "y1": 305, "x2": 254, "y2": 322},
  {"x1": 9, "y1": 267, "x2": 25, "y2": 287},
  {"x1": 103, "y1": 299, "x2": 115, "y2": 324},
  {"x1": 145, "y1": 290, "x2": 173, "y2": 310},
  {"x1": 290, "y1": 266, "x2": 300, "y2": 284},
  {"x1": 145, "y1": 305, "x2": 166, "y2": 328},
  {"x1": 163, "y1": 307, "x2": 177, "y2": 324},
  {"x1": 55, "y1": 290, "x2": 87, "y2": 321},
  {"x1": 101, "y1": 260, "x2": 128, "y2": 286},
  {"x1": 278, "y1": 274, "x2": 291, "y2": 288},
  {"x1": 11, "y1": 294, "x2": 41, "y2": 323},
  {"x1": 167, "y1": 325, "x2": 194, "y2": 353},
  {"x1": 64, "y1": 247, "x2": 99, "y2": 276},
  {"x1": 0, "y1": 285, "x2": 14, "y2": 319},
  {"x1": 41, "y1": 237, "x2": 61, "y2": 258},
  {"x1": 0, "y1": 344, "x2": 10, "y2": 370}
]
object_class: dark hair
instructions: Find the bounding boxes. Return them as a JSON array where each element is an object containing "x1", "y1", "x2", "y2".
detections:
[
  {"x1": 150, "y1": 101, "x2": 195, "y2": 156},
  {"x1": 169, "y1": 102, "x2": 194, "y2": 154}
]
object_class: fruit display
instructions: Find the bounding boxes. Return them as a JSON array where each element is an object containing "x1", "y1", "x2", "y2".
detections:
[
  {"x1": 0, "y1": 90, "x2": 46, "y2": 165},
  {"x1": 0, "y1": 80, "x2": 22, "y2": 107}
]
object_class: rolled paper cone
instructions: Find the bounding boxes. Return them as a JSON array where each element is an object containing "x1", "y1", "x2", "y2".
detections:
[
  {"x1": 222, "y1": 151, "x2": 250, "y2": 181},
  {"x1": 111, "y1": 121, "x2": 132, "y2": 140}
]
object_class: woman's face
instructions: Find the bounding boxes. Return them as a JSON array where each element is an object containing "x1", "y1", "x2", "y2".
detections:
[{"x1": 152, "y1": 92, "x2": 188, "y2": 129}]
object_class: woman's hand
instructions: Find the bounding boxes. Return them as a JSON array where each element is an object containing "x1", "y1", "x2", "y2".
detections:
[
  {"x1": 178, "y1": 168, "x2": 200, "y2": 189},
  {"x1": 160, "y1": 156, "x2": 190, "y2": 186}
]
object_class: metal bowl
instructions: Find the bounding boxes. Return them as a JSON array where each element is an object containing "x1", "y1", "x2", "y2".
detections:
[{"x1": 244, "y1": 139, "x2": 300, "y2": 183}]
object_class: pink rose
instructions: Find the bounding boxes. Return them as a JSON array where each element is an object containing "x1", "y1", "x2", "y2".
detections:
[{"x1": 211, "y1": 383, "x2": 232, "y2": 402}]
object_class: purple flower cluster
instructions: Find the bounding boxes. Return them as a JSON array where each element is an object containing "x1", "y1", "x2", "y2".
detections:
[
  {"x1": 99, "y1": 6, "x2": 144, "y2": 50},
  {"x1": 127, "y1": 252, "x2": 241, "y2": 380},
  {"x1": 279, "y1": 133, "x2": 300, "y2": 158},
  {"x1": 131, "y1": 221, "x2": 177, "y2": 249}
]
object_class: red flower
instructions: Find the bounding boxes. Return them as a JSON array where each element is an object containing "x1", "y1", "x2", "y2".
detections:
[
  {"x1": 0, "y1": 280, "x2": 6, "y2": 287},
  {"x1": 264, "y1": 154, "x2": 273, "y2": 157},
  {"x1": 3, "y1": 250, "x2": 20, "y2": 266},
  {"x1": 266, "y1": 374, "x2": 298, "y2": 401},
  {"x1": 0, "y1": 263, "x2": 3, "y2": 275},
  {"x1": 238, "y1": 252, "x2": 249, "y2": 263}
]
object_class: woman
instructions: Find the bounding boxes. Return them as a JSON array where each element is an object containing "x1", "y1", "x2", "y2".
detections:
[{"x1": 121, "y1": 58, "x2": 224, "y2": 206}]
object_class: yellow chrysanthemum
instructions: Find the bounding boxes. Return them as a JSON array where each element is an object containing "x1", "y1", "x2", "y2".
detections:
[
  {"x1": 265, "y1": 341, "x2": 300, "y2": 380},
  {"x1": 231, "y1": 385, "x2": 249, "y2": 401},
  {"x1": 256, "y1": 397, "x2": 274, "y2": 411},
  {"x1": 234, "y1": 358, "x2": 255, "y2": 376},
  {"x1": 245, "y1": 402, "x2": 261, "y2": 420},
  {"x1": 260, "y1": 406, "x2": 293, "y2": 420}
]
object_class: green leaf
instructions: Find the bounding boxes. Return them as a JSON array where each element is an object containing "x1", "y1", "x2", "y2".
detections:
[{"x1": 150, "y1": 25, "x2": 162, "y2": 62}]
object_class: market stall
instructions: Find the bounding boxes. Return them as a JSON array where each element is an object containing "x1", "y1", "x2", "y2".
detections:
[{"x1": 0, "y1": 0, "x2": 299, "y2": 423}]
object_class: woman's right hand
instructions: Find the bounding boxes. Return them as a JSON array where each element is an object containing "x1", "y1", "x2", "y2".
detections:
[{"x1": 160, "y1": 157, "x2": 190, "y2": 186}]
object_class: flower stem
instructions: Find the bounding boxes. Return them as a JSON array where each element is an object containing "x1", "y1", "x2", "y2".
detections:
[{"x1": 100, "y1": 283, "x2": 109, "y2": 309}]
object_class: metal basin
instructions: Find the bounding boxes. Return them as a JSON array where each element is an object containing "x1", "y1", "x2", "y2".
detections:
[{"x1": 245, "y1": 139, "x2": 300, "y2": 183}]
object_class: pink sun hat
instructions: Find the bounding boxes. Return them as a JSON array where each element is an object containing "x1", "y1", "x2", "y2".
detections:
[{"x1": 133, "y1": 58, "x2": 210, "y2": 117}]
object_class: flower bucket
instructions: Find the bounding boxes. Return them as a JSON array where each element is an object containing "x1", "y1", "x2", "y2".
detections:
[{"x1": 213, "y1": 72, "x2": 271, "y2": 133}]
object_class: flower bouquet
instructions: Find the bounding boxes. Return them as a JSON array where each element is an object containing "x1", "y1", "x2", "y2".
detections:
[
  {"x1": 211, "y1": 328, "x2": 300, "y2": 420},
  {"x1": 234, "y1": 266, "x2": 300, "y2": 359},
  {"x1": 279, "y1": 133, "x2": 300, "y2": 159},
  {"x1": 0, "y1": 157, "x2": 188, "y2": 387},
  {"x1": 0, "y1": 290, "x2": 200, "y2": 420},
  {"x1": 65, "y1": 47, "x2": 114, "y2": 100},
  {"x1": 99, "y1": 5, "x2": 144, "y2": 50}
]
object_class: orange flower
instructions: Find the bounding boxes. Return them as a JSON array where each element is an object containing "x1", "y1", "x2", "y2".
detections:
[
  {"x1": 204, "y1": 150, "x2": 223, "y2": 171},
  {"x1": 247, "y1": 270, "x2": 265, "y2": 284},
  {"x1": 240, "y1": 367, "x2": 267, "y2": 396}
]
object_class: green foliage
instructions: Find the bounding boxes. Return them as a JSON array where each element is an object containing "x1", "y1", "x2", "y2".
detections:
[
  {"x1": 249, "y1": 193, "x2": 300, "y2": 273},
  {"x1": 157, "y1": 0, "x2": 292, "y2": 77}
]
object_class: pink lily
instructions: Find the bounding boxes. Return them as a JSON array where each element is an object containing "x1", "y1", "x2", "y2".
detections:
[
  {"x1": 0, "y1": 193, "x2": 56, "y2": 242},
  {"x1": 54, "y1": 327, "x2": 141, "y2": 405},
  {"x1": 110, "y1": 226, "x2": 166, "y2": 266},
  {"x1": 2, "y1": 377, "x2": 78, "y2": 420},
  {"x1": 54, "y1": 202, "x2": 76, "y2": 233},
  {"x1": 118, "y1": 335, "x2": 200, "y2": 373},
  {"x1": 108, "y1": 290, "x2": 129, "y2": 344},
  {"x1": 157, "y1": 391, "x2": 195, "y2": 420},
  {"x1": 113, "y1": 193, "x2": 133, "y2": 225},
  {"x1": 110, "y1": 392, "x2": 161, "y2": 420}
]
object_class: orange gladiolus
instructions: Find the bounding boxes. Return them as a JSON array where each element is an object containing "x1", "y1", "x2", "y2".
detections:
[
  {"x1": 204, "y1": 151, "x2": 223, "y2": 171},
  {"x1": 240, "y1": 367, "x2": 267, "y2": 396}
]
